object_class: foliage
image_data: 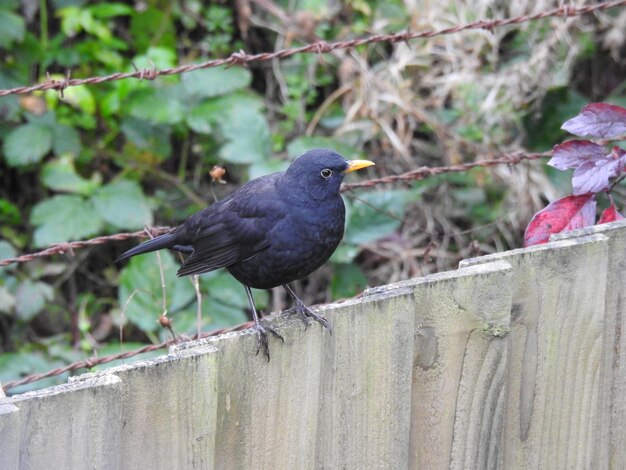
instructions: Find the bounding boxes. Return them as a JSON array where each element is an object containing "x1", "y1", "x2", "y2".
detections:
[
  {"x1": 525, "y1": 103, "x2": 626, "y2": 246},
  {"x1": 0, "y1": 0, "x2": 624, "y2": 392}
]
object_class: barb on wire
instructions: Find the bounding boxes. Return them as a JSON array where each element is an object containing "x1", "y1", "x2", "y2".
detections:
[
  {"x1": 1, "y1": 322, "x2": 254, "y2": 393},
  {"x1": 0, "y1": 0, "x2": 624, "y2": 97},
  {"x1": 0, "y1": 150, "x2": 551, "y2": 268},
  {"x1": 341, "y1": 151, "x2": 550, "y2": 190}
]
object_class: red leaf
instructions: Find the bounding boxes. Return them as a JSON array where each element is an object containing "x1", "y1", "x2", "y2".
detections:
[
  {"x1": 598, "y1": 202, "x2": 624, "y2": 224},
  {"x1": 524, "y1": 194, "x2": 596, "y2": 247},
  {"x1": 562, "y1": 103, "x2": 626, "y2": 139}
]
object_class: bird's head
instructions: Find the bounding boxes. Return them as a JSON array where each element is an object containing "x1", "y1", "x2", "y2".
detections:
[{"x1": 282, "y1": 148, "x2": 374, "y2": 203}]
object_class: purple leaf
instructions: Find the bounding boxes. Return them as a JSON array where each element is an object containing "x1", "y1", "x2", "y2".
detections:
[
  {"x1": 571, "y1": 157, "x2": 621, "y2": 195},
  {"x1": 562, "y1": 103, "x2": 626, "y2": 139},
  {"x1": 549, "y1": 140, "x2": 606, "y2": 170},
  {"x1": 524, "y1": 194, "x2": 596, "y2": 246}
]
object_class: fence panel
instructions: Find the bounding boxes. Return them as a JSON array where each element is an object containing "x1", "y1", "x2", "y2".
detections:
[
  {"x1": 3, "y1": 222, "x2": 626, "y2": 469},
  {"x1": 461, "y1": 233, "x2": 610, "y2": 468},
  {"x1": 552, "y1": 220, "x2": 626, "y2": 469}
]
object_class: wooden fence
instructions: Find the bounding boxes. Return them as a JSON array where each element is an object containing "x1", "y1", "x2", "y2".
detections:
[{"x1": 2, "y1": 220, "x2": 626, "y2": 469}]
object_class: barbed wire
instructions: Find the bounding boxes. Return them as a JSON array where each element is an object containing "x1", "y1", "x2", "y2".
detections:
[
  {"x1": 1, "y1": 322, "x2": 254, "y2": 393},
  {"x1": 341, "y1": 151, "x2": 551, "y2": 190},
  {"x1": 0, "y1": 227, "x2": 172, "y2": 267},
  {"x1": 0, "y1": 150, "x2": 549, "y2": 268},
  {"x1": 0, "y1": 0, "x2": 623, "y2": 97}
]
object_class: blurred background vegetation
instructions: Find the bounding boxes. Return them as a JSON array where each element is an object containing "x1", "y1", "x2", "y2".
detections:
[{"x1": 1, "y1": 0, "x2": 625, "y2": 393}]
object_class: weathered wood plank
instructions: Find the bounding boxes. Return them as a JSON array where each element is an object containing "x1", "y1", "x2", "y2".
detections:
[
  {"x1": 314, "y1": 291, "x2": 416, "y2": 469},
  {"x1": 0, "y1": 374, "x2": 123, "y2": 470},
  {"x1": 102, "y1": 344, "x2": 220, "y2": 470},
  {"x1": 0, "y1": 344, "x2": 219, "y2": 470},
  {"x1": 552, "y1": 219, "x2": 626, "y2": 470},
  {"x1": 186, "y1": 323, "x2": 327, "y2": 470},
  {"x1": 195, "y1": 287, "x2": 417, "y2": 470},
  {"x1": 374, "y1": 260, "x2": 512, "y2": 470},
  {"x1": 461, "y1": 233, "x2": 610, "y2": 469}
]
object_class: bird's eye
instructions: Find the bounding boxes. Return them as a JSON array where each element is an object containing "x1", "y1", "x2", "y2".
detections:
[{"x1": 321, "y1": 169, "x2": 332, "y2": 179}]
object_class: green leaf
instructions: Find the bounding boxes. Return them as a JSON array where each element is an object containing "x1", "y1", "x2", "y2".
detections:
[
  {"x1": 248, "y1": 158, "x2": 290, "y2": 180},
  {"x1": 15, "y1": 280, "x2": 54, "y2": 321},
  {"x1": 0, "y1": 351, "x2": 46, "y2": 384},
  {"x1": 0, "y1": 93, "x2": 20, "y2": 122},
  {"x1": 329, "y1": 243, "x2": 361, "y2": 264},
  {"x1": 52, "y1": 124, "x2": 82, "y2": 156},
  {"x1": 218, "y1": 106, "x2": 271, "y2": 164},
  {"x1": 0, "y1": 350, "x2": 67, "y2": 395},
  {"x1": 188, "y1": 92, "x2": 262, "y2": 122},
  {"x1": 3, "y1": 123, "x2": 53, "y2": 166},
  {"x1": 30, "y1": 195, "x2": 103, "y2": 246},
  {"x1": 0, "y1": 0, "x2": 20, "y2": 9},
  {"x1": 58, "y1": 6, "x2": 110, "y2": 39},
  {"x1": 165, "y1": 297, "x2": 249, "y2": 337},
  {"x1": 0, "y1": 240, "x2": 16, "y2": 260},
  {"x1": 130, "y1": 8, "x2": 176, "y2": 52},
  {"x1": 126, "y1": 88, "x2": 185, "y2": 125},
  {"x1": 182, "y1": 66, "x2": 252, "y2": 98},
  {"x1": 0, "y1": 240, "x2": 17, "y2": 274},
  {"x1": 59, "y1": 84, "x2": 96, "y2": 115},
  {"x1": 132, "y1": 46, "x2": 177, "y2": 70},
  {"x1": 42, "y1": 156, "x2": 101, "y2": 195},
  {"x1": 201, "y1": 270, "x2": 268, "y2": 310},
  {"x1": 118, "y1": 251, "x2": 196, "y2": 332},
  {"x1": 186, "y1": 104, "x2": 214, "y2": 134},
  {"x1": 0, "y1": 10, "x2": 25, "y2": 48},
  {"x1": 0, "y1": 286, "x2": 15, "y2": 313},
  {"x1": 0, "y1": 199, "x2": 21, "y2": 225},
  {"x1": 331, "y1": 264, "x2": 368, "y2": 299},
  {"x1": 80, "y1": 10, "x2": 110, "y2": 40},
  {"x1": 92, "y1": 44, "x2": 124, "y2": 68},
  {"x1": 120, "y1": 117, "x2": 172, "y2": 162},
  {"x1": 88, "y1": 3, "x2": 133, "y2": 18},
  {"x1": 343, "y1": 189, "x2": 421, "y2": 245},
  {"x1": 92, "y1": 180, "x2": 153, "y2": 229}
]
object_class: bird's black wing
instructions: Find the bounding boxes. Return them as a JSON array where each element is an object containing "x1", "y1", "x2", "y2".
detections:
[{"x1": 176, "y1": 175, "x2": 284, "y2": 277}]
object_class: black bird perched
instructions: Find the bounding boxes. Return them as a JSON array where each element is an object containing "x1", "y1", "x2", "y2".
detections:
[{"x1": 116, "y1": 148, "x2": 374, "y2": 358}]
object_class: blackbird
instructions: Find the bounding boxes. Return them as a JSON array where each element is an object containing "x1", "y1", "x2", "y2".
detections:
[{"x1": 116, "y1": 148, "x2": 374, "y2": 358}]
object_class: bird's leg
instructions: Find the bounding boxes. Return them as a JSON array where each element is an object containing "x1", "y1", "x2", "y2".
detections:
[
  {"x1": 244, "y1": 285, "x2": 283, "y2": 360},
  {"x1": 282, "y1": 284, "x2": 332, "y2": 333}
]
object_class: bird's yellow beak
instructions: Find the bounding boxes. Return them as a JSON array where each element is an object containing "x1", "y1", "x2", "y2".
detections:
[{"x1": 342, "y1": 159, "x2": 375, "y2": 174}]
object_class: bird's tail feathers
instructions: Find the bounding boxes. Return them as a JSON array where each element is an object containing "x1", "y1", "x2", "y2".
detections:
[{"x1": 115, "y1": 233, "x2": 178, "y2": 262}]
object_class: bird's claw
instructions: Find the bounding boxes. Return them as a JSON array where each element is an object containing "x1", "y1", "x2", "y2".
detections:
[
  {"x1": 255, "y1": 319, "x2": 284, "y2": 361},
  {"x1": 286, "y1": 300, "x2": 332, "y2": 334}
]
